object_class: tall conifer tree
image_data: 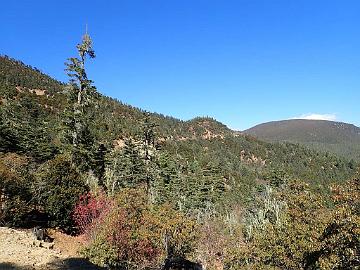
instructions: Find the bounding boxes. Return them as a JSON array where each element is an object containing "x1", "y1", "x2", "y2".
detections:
[
  {"x1": 64, "y1": 29, "x2": 98, "y2": 170},
  {"x1": 141, "y1": 113, "x2": 158, "y2": 202}
]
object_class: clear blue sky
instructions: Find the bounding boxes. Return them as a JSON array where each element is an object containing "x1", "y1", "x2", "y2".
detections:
[{"x1": 1, "y1": 1, "x2": 359, "y2": 130}]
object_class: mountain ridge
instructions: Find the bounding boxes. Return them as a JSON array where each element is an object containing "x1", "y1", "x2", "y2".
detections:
[{"x1": 244, "y1": 119, "x2": 360, "y2": 160}]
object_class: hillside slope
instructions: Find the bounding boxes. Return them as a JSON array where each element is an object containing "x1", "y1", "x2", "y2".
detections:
[
  {"x1": 244, "y1": 119, "x2": 360, "y2": 161},
  {"x1": 0, "y1": 55, "x2": 357, "y2": 211}
]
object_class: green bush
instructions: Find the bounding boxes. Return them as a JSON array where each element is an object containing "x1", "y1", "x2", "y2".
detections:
[{"x1": 35, "y1": 154, "x2": 88, "y2": 232}]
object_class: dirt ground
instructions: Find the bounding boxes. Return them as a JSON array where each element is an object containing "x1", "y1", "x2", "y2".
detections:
[{"x1": 0, "y1": 227, "x2": 105, "y2": 270}]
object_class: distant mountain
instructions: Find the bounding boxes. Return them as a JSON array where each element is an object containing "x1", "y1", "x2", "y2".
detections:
[{"x1": 244, "y1": 119, "x2": 360, "y2": 161}]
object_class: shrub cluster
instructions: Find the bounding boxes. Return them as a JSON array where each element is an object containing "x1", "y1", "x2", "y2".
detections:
[
  {"x1": 224, "y1": 179, "x2": 360, "y2": 270},
  {"x1": 73, "y1": 188, "x2": 199, "y2": 269}
]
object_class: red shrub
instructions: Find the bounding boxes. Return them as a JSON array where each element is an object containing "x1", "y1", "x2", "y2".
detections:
[{"x1": 73, "y1": 191, "x2": 113, "y2": 236}]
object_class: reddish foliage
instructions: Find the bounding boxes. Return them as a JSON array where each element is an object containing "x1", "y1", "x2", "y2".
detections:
[{"x1": 72, "y1": 191, "x2": 113, "y2": 236}]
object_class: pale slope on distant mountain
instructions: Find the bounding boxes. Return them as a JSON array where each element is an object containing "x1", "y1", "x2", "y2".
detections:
[{"x1": 244, "y1": 119, "x2": 360, "y2": 161}]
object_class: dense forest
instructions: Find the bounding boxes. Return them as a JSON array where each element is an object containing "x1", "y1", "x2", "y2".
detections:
[{"x1": 0, "y1": 34, "x2": 359, "y2": 270}]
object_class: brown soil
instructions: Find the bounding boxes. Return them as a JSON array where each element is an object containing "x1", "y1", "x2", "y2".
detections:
[{"x1": 0, "y1": 227, "x2": 104, "y2": 270}]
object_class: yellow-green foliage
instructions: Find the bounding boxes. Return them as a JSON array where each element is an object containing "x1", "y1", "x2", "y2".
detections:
[
  {"x1": 228, "y1": 183, "x2": 325, "y2": 269},
  {"x1": 224, "y1": 179, "x2": 360, "y2": 270},
  {"x1": 0, "y1": 153, "x2": 32, "y2": 226},
  {"x1": 315, "y1": 179, "x2": 359, "y2": 269}
]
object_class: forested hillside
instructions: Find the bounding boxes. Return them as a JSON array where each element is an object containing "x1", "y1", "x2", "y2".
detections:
[
  {"x1": 0, "y1": 34, "x2": 359, "y2": 270},
  {"x1": 245, "y1": 119, "x2": 360, "y2": 161}
]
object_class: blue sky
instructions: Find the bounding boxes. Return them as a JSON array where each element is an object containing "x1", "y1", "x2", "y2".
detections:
[{"x1": 1, "y1": 1, "x2": 359, "y2": 130}]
